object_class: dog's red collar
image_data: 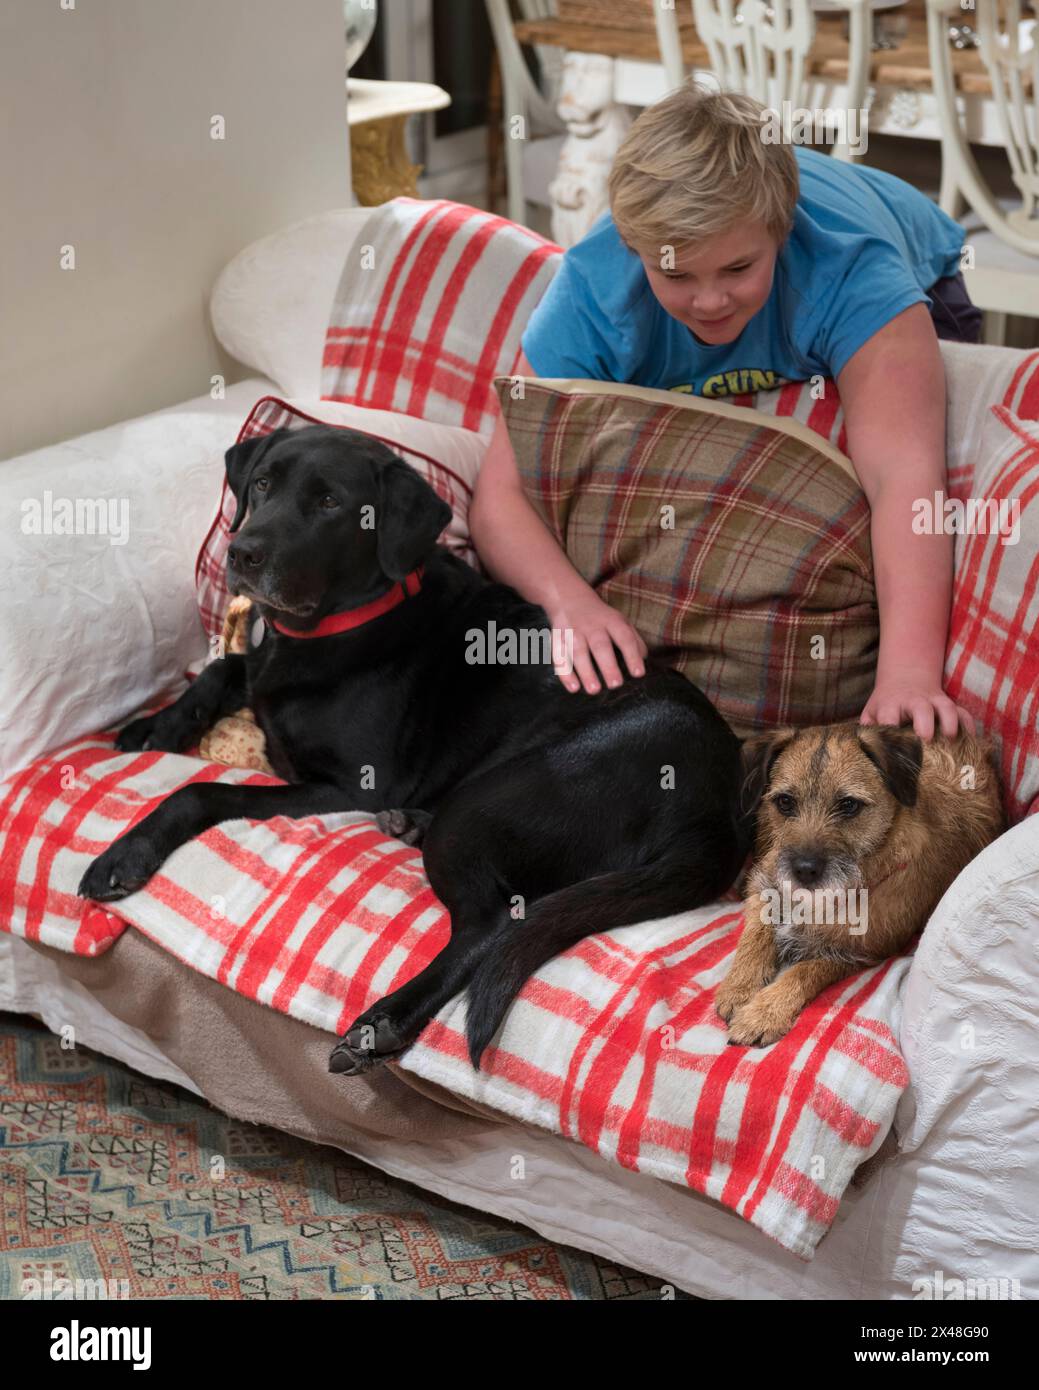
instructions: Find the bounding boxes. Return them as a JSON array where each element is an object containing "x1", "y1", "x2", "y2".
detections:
[
  {"x1": 871, "y1": 860, "x2": 909, "y2": 890},
  {"x1": 267, "y1": 566, "x2": 424, "y2": 639}
]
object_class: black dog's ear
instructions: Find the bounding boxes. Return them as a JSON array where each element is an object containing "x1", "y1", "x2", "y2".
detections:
[
  {"x1": 224, "y1": 428, "x2": 291, "y2": 532},
  {"x1": 376, "y1": 456, "x2": 452, "y2": 581},
  {"x1": 739, "y1": 727, "x2": 796, "y2": 819},
  {"x1": 857, "y1": 725, "x2": 924, "y2": 808}
]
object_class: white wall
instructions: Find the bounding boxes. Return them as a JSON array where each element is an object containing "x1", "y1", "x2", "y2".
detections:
[{"x1": 0, "y1": 0, "x2": 352, "y2": 458}]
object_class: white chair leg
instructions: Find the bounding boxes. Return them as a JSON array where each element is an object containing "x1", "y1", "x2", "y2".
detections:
[
  {"x1": 505, "y1": 125, "x2": 526, "y2": 225},
  {"x1": 938, "y1": 163, "x2": 966, "y2": 221},
  {"x1": 983, "y1": 310, "x2": 1008, "y2": 346},
  {"x1": 502, "y1": 63, "x2": 528, "y2": 225},
  {"x1": 838, "y1": 0, "x2": 871, "y2": 165}
]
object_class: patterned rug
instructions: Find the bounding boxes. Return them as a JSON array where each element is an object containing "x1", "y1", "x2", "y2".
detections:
[{"x1": 0, "y1": 1014, "x2": 689, "y2": 1300}]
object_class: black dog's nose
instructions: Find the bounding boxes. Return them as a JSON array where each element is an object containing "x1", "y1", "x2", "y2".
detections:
[
  {"x1": 228, "y1": 538, "x2": 266, "y2": 570},
  {"x1": 791, "y1": 854, "x2": 827, "y2": 887}
]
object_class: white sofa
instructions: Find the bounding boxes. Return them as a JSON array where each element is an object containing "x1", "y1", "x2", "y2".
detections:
[{"x1": 2, "y1": 208, "x2": 1037, "y2": 1299}]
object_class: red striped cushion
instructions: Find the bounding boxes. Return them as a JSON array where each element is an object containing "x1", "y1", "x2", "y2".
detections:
[
  {"x1": 941, "y1": 405, "x2": 1039, "y2": 821},
  {"x1": 321, "y1": 198, "x2": 560, "y2": 436}
]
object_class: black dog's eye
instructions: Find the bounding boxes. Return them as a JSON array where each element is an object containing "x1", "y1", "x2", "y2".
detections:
[
  {"x1": 253, "y1": 476, "x2": 270, "y2": 493},
  {"x1": 835, "y1": 796, "x2": 864, "y2": 818},
  {"x1": 772, "y1": 792, "x2": 797, "y2": 817},
  {"x1": 320, "y1": 494, "x2": 340, "y2": 510}
]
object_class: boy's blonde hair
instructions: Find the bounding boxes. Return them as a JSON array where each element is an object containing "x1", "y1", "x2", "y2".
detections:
[{"x1": 607, "y1": 81, "x2": 799, "y2": 258}]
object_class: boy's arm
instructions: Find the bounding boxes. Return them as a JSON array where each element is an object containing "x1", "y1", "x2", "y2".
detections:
[
  {"x1": 836, "y1": 302, "x2": 973, "y2": 741},
  {"x1": 469, "y1": 353, "x2": 647, "y2": 694}
]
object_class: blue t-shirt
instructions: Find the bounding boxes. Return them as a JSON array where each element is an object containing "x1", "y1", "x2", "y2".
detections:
[{"x1": 521, "y1": 145, "x2": 965, "y2": 397}]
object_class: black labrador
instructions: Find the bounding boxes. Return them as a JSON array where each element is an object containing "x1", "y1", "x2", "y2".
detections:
[{"x1": 79, "y1": 425, "x2": 749, "y2": 1071}]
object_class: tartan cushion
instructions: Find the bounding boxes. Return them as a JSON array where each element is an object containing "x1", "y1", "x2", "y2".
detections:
[
  {"x1": 0, "y1": 727, "x2": 912, "y2": 1261},
  {"x1": 498, "y1": 376, "x2": 878, "y2": 739},
  {"x1": 195, "y1": 396, "x2": 482, "y2": 646}
]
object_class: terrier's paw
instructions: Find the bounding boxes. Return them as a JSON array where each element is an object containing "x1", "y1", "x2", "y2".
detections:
[
  {"x1": 715, "y1": 975, "x2": 764, "y2": 1024},
  {"x1": 725, "y1": 986, "x2": 802, "y2": 1048},
  {"x1": 78, "y1": 835, "x2": 162, "y2": 902},
  {"x1": 328, "y1": 1011, "x2": 408, "y2": 1076}
]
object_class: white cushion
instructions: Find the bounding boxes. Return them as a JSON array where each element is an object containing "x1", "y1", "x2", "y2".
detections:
[
  {"x1": 0, "y1": 378, "x2": 276, "y2": 782},
  {"x1": 209, "y1": 208, "x2": 373, "y2": 397},
  {"x1": 282, "y1": 395, "x2": 486, "y2": 497}
]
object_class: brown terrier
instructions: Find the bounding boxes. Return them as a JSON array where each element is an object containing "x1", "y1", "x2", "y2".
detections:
[{"x1": 716, "y1": 722, "x2": 1005, "y2": 1047}]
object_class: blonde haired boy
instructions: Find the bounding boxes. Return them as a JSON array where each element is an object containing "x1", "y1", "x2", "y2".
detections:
[{"x1": 470, "y1": 82, "x2": 979, "y2": 739}]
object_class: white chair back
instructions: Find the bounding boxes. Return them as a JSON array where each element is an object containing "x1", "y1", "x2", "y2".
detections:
[
  {"x1": 691, "y1": 0, "x2": 816, "y2": 108},
  {"x1": 485, "y1": 0, "x2": 564, "y2": 130},
  {"x1": 687, "y1": 0, "x2": 872, "y2": 160},
  {"x1": 928, "y1": 0, "x2": 1039, "y2": 254}
]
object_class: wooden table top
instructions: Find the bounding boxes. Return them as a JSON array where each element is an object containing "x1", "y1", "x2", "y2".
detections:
[{"x1": 514, "y1": 12, "x2": 1006, "y2": 97}]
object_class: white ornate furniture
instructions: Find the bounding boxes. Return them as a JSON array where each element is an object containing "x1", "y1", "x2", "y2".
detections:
[
  {"x1": 679, "y1": 0, "x2": 873, "y2": 161},
  {"x1": 504, "y1": 0, "x2": 891, "y2": 244},
  {"x1": 927, "y1": 0, "x2": 1039, "y2": 344},
  {"x1": 689, "y1": 0, "x2": 819, "y2": 107},
  {"x1": 544, "y1": 52, "x2": 633, "y2": 247},
  {"x1": 511, "y1": 1, "x2": 1025, "y2": 247},
  {"x1": 519, "y1": 1, "x2": 872, "y2": 244}
]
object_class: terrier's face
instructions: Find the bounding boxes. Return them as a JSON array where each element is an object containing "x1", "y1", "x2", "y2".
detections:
[{"x1": 741, "y1": 723, "x2": 923, "y2": 893}]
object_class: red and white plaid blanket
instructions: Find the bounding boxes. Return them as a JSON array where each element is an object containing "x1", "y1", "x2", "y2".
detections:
[
  {"x1": 321, "y1": 197, "x2": 560, "y2": 437},
  {"x1": 0, "y1": 730, "x2": 911, "y2": 1260},
  {"x1": 4, "y1": 199, "x2": 1039, "y2": 1260}
]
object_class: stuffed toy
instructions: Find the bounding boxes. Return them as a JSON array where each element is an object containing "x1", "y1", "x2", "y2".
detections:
[{"x1": 197, "y1": 597, "x2": 275, "y2": 775}]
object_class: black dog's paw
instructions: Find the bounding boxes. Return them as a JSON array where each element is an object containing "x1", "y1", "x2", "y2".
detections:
[
  {"x1": 116, "y1": 710, "x2": 197, "y2": 754},
  {"x1": 374, "y1": 808, "x2": 432, "y2": 848},
  {"x1": 77, "y1": 835, "x2": 162, "y2": 902},
  {"x1": 328, "y1": 1012, "x2": 407, "y2": 1076},
  {"x1": 116, "y1": 715, "x2": 160, "y2": 752}
]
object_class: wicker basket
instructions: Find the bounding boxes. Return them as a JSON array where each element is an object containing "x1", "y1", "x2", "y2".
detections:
[{"x1": 558, "y1": 1, "x2": 698, "y2": 32}]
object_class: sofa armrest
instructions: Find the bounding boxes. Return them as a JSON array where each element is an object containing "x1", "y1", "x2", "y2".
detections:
[
  {"x1": 0, "y1": 379, "x2": 274, "y2": 782},
  {"x1": 897, "y1": 819, "x2": 1039, "y2": 1210}
]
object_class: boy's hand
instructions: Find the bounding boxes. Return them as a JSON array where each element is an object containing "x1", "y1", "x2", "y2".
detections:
[
  {"x1": 545, "y1": 592, "x2": 648, "y2": 694},
  {"x1": 859, "y1": 674, "x2": 975, "y2": 741}
]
